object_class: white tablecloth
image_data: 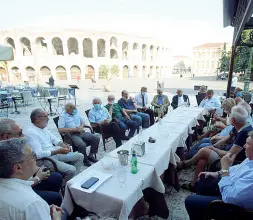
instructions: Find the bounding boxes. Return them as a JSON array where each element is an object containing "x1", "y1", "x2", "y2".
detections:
[{"x1": 62, "y1": 157, "x2": 164, "y2": 220}]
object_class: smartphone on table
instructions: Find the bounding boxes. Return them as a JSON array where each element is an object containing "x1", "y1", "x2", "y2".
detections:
[{"x1": 81, "y1": 177, "x2": 99, "y2": 189}]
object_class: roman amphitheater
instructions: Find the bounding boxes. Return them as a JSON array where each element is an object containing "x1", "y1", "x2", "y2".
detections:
[{"x1": 0, "y1": 29, "x2": 172, "y2": 83}]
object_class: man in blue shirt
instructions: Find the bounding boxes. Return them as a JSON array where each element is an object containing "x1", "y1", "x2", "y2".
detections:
[
  {"x1": 118, "y1": 90, "x2": 150, "y2": 129},
  {"x1": 199, "y1": 89, "x2": 221, "y2": 112},
  {"x1": 88, "y1": 97, "x2": 128, "y2": 148},
  {"x1": 58, "y1": 103, "x2": 100, "y2": 167},
  {"x1": 185, "y1": 131, "x2": 253, "y2": 219}
]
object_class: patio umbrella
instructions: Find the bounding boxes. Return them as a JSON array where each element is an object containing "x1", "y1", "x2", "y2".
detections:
[{"x1": 0, "y1": 44, "x2": 14, "y2": 61}]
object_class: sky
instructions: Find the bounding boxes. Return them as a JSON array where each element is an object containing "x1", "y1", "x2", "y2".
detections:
[{"x1": 1, "y1": 0, "x2": 234, "y2": 56}]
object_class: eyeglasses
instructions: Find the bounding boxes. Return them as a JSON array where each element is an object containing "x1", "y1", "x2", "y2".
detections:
[
  {"x1": 2, "y1": 129, "x2": 23, "y2": 138},
  {"x1": 17, "y1": 151, "x2": 37, "y2": 164}
]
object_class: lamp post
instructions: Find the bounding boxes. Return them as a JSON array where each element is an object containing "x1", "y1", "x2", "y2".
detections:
[{"x1": 244, "y1": 47, "x2": 252, "y2": 93}]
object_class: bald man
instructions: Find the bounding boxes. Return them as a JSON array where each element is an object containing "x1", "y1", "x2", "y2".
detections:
[{"x1": 171, "y1": 89, "x2": 190, "y2": 109}]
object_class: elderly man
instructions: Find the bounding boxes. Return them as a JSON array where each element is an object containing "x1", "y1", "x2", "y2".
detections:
[
  {"x1": 151, "y1": 89, "x2": 170, "y2": 119},
  {"x1": 25, "y1": 109, "x2": 84, "y2": 183},
  {"x1": 0, "y1": 118, "x2": 63, "y2": 206},
  {"x1": 0, "y1": 138, "x2": 65, "y2": 220},
  {"x1": 134, "y1": 86, "x2": 155, "y2": 125},
  {"x1": 105, "y1": 95, "x2": 138, "y2": 138},
  {"x1": 171, "y1": 89, "x2": 189, "y2": 109},
  {"x1": 199, "y1": 89, "x2": 221, "y2": 111},
  {"x1": 118, "y1": 90, "x2": 150, "y2": 129},
  {"x1": 88, "y1": 97, "x2": 127, "y2": 148},
  {"x1": 178, "y1": 106, "x2": 253, "y2": 191},
  {"x1": 185, "y1": 131, "x2": 253, "y2": 219},
  {"x1": 58, "y1": 103, "x2": 100, "y2": 167}
]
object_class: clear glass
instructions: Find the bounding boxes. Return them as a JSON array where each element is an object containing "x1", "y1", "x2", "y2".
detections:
[{"x1": 117, "y1": 167, "x2": 126, "y2": 187}]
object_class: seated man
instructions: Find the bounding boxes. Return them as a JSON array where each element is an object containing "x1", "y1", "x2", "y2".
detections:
[
  {"x1": 185, "y1": 132, "x2": 253, "y2": 219},
  {"x1": 105, "y1": 95, "x2": 138, "y2": 138},
  {"x1": 0, "y1": 138, "x2": 65, "y2": 220},
  {"x1": 171, "y1": 89, "x2": 190, "y2": 109},
  {"x1": 118, "y1": 90, "x2": 150, "y2": 129},
  {"x1": 25, "y1": 109, "x2": 84, "y2": 183},
  {"x1": 151, "y1": 89, "x2": 170, "y2": 119},
  {"x1": 178, "y1": 106, "x2": 253, "y2": 191},
  {"x1": 199, "y1": 89, "x2": 221, "y2": 113},
  {"x1": 0, "y1": 118, "x2": 63, "y2": 206},
  {"x1": 88, "y1": 97, "x2": 128, "y2": 148},
  {"x1": 134, "y1": 86, "x2": 155, "y2": 125},
  {"x1": 58, "y1": 103, "x2": 100, "y2": 167}
]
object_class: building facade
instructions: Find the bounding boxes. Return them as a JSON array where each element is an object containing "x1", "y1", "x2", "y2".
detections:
[
  {"x1": 192, "y1": 43, "x2": 226, "y2": 75},
  {"x1": 0, "y1": 28, "x2": 172, "y2": 83}
]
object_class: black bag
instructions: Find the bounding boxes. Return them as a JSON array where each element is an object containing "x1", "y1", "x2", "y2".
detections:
[{"x1": 195, "y1": 174, "x2": 221, "y2": 197}]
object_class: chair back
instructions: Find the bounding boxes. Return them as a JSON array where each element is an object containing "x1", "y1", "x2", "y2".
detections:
[
  {"x1": 44, "y1": 89, "x2": 51, "y2": 98},
  {"x1": 38, "y1": 88, "x2": 45, "y2": 97},
  {"x1": 21, "y1": 91, "x2": 33, "y2": 102},
  {"x1": 58, "y1": 88, "x2": 65, "y2": 97},
  {"x1": 63, "y1": 88, "x2": 69, "y2": 96},
  {"x1": 53, "y1": 116, "x2": 59, "y2": 128}
]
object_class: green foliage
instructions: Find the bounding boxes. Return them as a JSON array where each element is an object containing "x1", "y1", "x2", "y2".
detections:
[
  {"x1": 174, "y1": 61, "x2": 186, "y2": 73},
  {"x1": 218, "y1": 43, "x2": 230, "y2": 73},
  {"x1": 234, "y1": 46, "x2": 250, "y2": 73},
  {"x1": 99, "y1": 65, "x2": 109, "y2": 79},
  {"x1": 110, "y1": 65, "x2": 119, "y2": 77}
]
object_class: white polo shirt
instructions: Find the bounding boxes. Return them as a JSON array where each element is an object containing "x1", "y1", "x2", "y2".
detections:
[{"x1": 0, "y1": 178, "x2": 51, "y2": 220}]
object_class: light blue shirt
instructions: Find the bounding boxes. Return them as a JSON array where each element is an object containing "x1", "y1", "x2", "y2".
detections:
[
  {"x1": 219, "y1": 158, "x2": 253, "y2": 210},
  {"x1": 88, "y1": 106, "x2": 112, "y2": 123},
  {"x1": 58, "y1": 111, "x2": 84, "y2": 128},
  {"x1": 199, "y1": 97, "x2": 221, "y2": 109},
  {"x1": 247, "y1": 115, "x2": 253, "y2": 127},
  {"x1": 219, "y1": 124, "x2": 233, "y2": 136}
]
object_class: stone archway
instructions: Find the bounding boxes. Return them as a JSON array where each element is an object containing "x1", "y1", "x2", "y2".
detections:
[
  {"x1": 36, "y1": 37, "x2": 48, "y2": 54},
  {"x1": 25, "y1": 66, "x2": 36, "y2": 82},
  {"x1": 110, "y1": 36, "x2": 118, "y2": 47},
  {"x1": 70, "y1": 65, "x2": 81, "y2": 79},
  {"x1": 83, "y1": 38, "x2": 93, "y2": 58},
  {"x1": 142, "y1": 44, "x2": 147, "y2": 60},
  {"x1": 0, "y1": 67, "x2": 7, "y2": 82},
  {"x1": 52, "y1": 37, "x2": 64, "y2": 55},
  {"x1": 133, "y1": 43, "x2": 139, "y2": 60},
  {"x1": 123, "y1": 65, "x2": 129, "y2": 78},
  {"x1": 156, "y1": 66, "x2": 160, "y2": 78},
  {"x1": 122, "y1": 41, "x2": 128, "y2": 60},
  {"x1": 142, "y1": 66, "x2": 146, "y2": 78},
  {"x1": 67, "y1": 38, "x2": 79, "y2": 55},
  {"x1": 150, "y1": 45, "x2": 154, "y2": 60},
  {"x1": 133, "y1": 66, "x2": 138, "y2": 78},
  {"x1": 55, "y1": 66, "x2": 67, "y2": 80},
  {"x1": 5, "y1": 38, "x2": 16, "y2": 57},
  {"x1": 97, "y1": 39, "x2": 106, "y2": 57},
  {"x1": 20, "y1": 37, "x2": 32, "y2": 56},
  {"x1": 110, "y1": 49, "x2": 118, "y2": 59},
  {"x1": 86, "y1": 65, "x2": 95, "y2": 79},
  {"x1": 11, "y1": 67, "x2": 21, "y2": 81},
  {"x1": 40, "y1": 66, "x2": 51, "y2": 82}
]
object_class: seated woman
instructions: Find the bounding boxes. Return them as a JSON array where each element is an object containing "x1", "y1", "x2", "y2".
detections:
[{"x1": 151, "y1": 89, "x2": 170, "y2": 120}]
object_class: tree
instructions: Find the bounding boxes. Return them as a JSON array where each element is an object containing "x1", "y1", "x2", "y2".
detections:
[
  {"x1": 218, "y1": 43, "x2": 230, "y2": 73},
  {"x1": 110, "y1": 65, "x2": 119, "y2": 77},
  {"x1": 99, "y1": 65, "x2": 109, "y2": 79},
  {"x1": 174, "y1": 61, "x2": 186, "y2": 73},
  {"x1": 234, "y1": 46, "x2": 250, "y2": 73}
]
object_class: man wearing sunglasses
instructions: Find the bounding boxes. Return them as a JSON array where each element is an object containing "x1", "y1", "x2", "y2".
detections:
[
  {"x1": 0, "y1": 118, "x2": 63, "y2": 207},
  {"x1": 0, "y1": 138, "x2": 66, "y2": 220}
]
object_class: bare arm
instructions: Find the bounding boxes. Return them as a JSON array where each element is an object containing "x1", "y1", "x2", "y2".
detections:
[
  {"x1": 211, "y1": 145, "x2": 242, "y2": 158},
  {"x1": 58, "y1": 127, "x2": 79, "y2": 133},
  {"x1": 213, "y1": 136, "x2": 231, "y2": 149},
  {"x1": 124, "y1": 109, "x2": 137, "y2": 114}
]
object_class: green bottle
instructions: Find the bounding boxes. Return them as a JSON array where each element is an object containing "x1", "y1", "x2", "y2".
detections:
[{"x1": 131, "y1": 150, "x2": 138, "y2": 174}]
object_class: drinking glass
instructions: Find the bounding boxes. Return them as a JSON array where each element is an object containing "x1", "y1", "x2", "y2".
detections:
[{"x1": 117, "y1": 167, "x2": 126, "y2": 187}]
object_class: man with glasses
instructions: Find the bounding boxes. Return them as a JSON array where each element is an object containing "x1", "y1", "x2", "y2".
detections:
[
  {"x1": 0, "y1": 118, "x2": 63, "y2": 206},
  {"x1": 58, "y1": 103, "x2": 100, "y2": 167},
  {"x1": 25, "y1": 109, "x2": 84, "y2": 184},
  {"x1": 0, "y1": 138, "x2": 66, "y2": 220}
]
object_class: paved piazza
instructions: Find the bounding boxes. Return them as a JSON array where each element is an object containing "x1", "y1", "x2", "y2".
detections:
[{"x1": 1, "y1": 76, "x2": 248, "y2": 220}]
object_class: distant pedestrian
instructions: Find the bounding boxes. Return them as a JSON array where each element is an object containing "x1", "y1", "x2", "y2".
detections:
[
  {"x1": 231, "y1": 74, "x2": 238, "y2": 92},
  {"x1": 49, "y1": 75, "x2": 54, "y2": 87}
]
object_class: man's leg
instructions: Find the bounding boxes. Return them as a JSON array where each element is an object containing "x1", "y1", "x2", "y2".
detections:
[
  {"x1": 33, "y1": 172, "x2": 63, "y2": 192},
  {"x1": 101, "y1": 123, "x2": 123, "y2": 148},
  {"x1": 130, "y1": 113, "x2": 142, "y2": 132},
  {"x1": 34, "y1": 190, "x2": 62, "y2": 206},
  {"x1": 136, "y1": 112, "x2": 150, "y2": 128},
  {"x1": 185, "y1": 195, "x2": 221, "y2": 220},
  {"x1": 124, "y1": 119, "x2": 138, "y2": 137},
  {"x1": 144, "y1": 108, "x2": 155, "y2": 125},
  {"x1": 189, "y1": 142, "x2": 212, "y2": 158}
]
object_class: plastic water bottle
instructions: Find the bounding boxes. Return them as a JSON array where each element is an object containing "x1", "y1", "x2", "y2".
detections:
[{"x1": 131, "y1": 150, "x2": 138, "y2": 174}]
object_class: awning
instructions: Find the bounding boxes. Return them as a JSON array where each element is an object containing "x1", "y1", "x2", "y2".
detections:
[{"x1": 0, "y1": 44, "x2": 14, "y2": 61}]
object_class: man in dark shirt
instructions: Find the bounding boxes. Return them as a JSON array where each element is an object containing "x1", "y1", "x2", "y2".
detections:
[
  {"x1": 118, "y1": 90, "x2": 150, "y2": 129},
  {"x1": 105, "y1": 95, "x2": 138, "y2": 138}
]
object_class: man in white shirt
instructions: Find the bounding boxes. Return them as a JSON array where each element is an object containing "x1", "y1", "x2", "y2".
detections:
[
  {"x1": 231, "y1": 75, "x2": 238, "y2": 92},
  {"x1": 25, "y1": 109, "x2": 84, "y2": 185},
  {"x1": 0, "y1": 138, "x2": 64, "y2": 220},
  {"x1": 171, "y1": 89, "x2": 190, "y2": 109},
  {"x1": 134, "y1": 86, "x2": 155, "y2": 125},
  {"x1": 199, "y1": 90, "x2": 221, "y2": 113}
]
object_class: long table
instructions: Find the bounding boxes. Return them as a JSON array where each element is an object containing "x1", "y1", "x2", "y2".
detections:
[{"x1": 62, "y1": 106, "x2": 205, "y2": 220}]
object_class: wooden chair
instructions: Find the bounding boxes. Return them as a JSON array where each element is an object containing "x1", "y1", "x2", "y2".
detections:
[{"x1": 207, "y1": 200, "x2": 253, "y2": 220}]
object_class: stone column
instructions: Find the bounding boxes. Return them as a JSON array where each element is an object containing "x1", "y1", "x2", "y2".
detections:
[
  {"x1": 66, "y1": 66, "x2": 71, "y2": 81},
  {"x1": 62, "y1": 39, "x2": 69, "y2": 56},
  {"x1": 78, "y1": 39, "x2": 83, "y2": 57},
  {"x1": 47, "y1": 38, "x2": 54, "y2": 56},
  {"x1": 106, "y1": 40, "x2": 110, "y2": 59},
  {"x1": 93, "y1": 38, "x2": 97, "y2": 58},
  {"x1": 15, "y1": 38, "x2": 23, "y2": 57}
]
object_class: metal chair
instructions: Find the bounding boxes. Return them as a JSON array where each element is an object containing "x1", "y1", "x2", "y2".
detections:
[
  {"x1": 21, "y1": 91, "x2": 33, "y2": 105},
  {"x1": 0, "y1": 103, "x2": 9, "y2": 117}
]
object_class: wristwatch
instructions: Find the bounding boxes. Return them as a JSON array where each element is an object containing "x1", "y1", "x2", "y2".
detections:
[
  {"x1": 218, "y1": 170, "x2": 229, "y2": 178},
  {"x1": 35, "y1": 176, "x2": 41, "y2": 184}
]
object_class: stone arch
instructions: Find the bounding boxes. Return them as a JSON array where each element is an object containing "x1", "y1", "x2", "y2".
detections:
[
  {"x1": 40, "y1": 66, "x2": 51, "y2": 81},
  {"x1": 70, "y1": 65, "x2": 81, "y2": 80},
  {"x1": 36, "y1": 37, "x2": 48, "y2": 54},
  {"x1": 156, "y1": 66, "x2": 160, "y2": 78},
  {"x1": 110, "y1": 36, "x2": 118, "y2": 47},
  {"x1": 133, "y1": 43, "x2": 139, "y2": 59},
  {"x1": 142, "y1": 44, "x2": 147, "y2": 60},
  {"x1": 25, "y1": 66, "x2": 36, "y2": 82},
  {"x1": 150, "y1": 45, "x2": 154, "y2": 60},
  {"x1": 110, "y1": 49, "x2": 118, "y2": 59},
  {"x1": 149, "y1": 66, "x2": 154, "y2": 78},
  {"x1": 52, "y1": 37, "x2": 64, "y2": 55},
  {"x1": 5, "y1": 37, "x2": 16, "y2": 50},
  {"x1": 55, "y1": 66, "x2": 67, "y2": 80},
  {"x1": 123, "y1": 65, "x2": 129, "y2": 78},
  {"x1": 156, "y1": 46, "x2": 160, "y2": 58},
  {"x1": 99, "y1": 65, "x2": 109, "y2": 79},
  {"x1": 122, "y1": 41, "x2": 128, "y2": 60},
  {"x1": 67, "y1": 38, "x2": 79, "y2": 55},
  {"x1": 11, "y1": 67, "x2": 21, "y2": 81},
  {"x1": 20, "y1": 37, "x2": 32, "y2": 56},
  {"x1": 0, "y1": 67, "x2": 7, "y2": 81},
  {"x1": 83, "y1": 38, "x2": 93, "y2": 58},
  {"x1": 86, "y1": 65, "x2": 95, "y2": 79},
  {"x1": 142, "y1": 66, "x2": 146, "y2": 78},
  {"x1": 110, "y1": 65, "x2": 120, "y2": 78},
  {"x1": 133, "y1": 66, "x2": 138, "y2": 78},
  {"x1": 97, "y1": 39, "x2": 106, "y2": 57}
]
